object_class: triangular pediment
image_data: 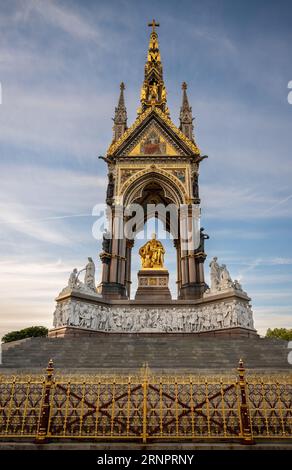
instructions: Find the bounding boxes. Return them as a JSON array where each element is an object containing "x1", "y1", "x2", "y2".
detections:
[
  {"x1": 107, "y1": 107, "x2": 200, "y2": 157},
  {"x1": 127, "y1": 122, "x2": 181, "y2": 156}
]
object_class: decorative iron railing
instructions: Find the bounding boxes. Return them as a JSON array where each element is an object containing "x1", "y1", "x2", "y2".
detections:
[{"x1": 0, "y1": 360, "x2": 291, "y2": 444}]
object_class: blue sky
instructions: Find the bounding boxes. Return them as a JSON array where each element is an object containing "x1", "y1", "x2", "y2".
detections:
[{"x1": 0, "y1": 0, "x2": 292, "y2": 338}]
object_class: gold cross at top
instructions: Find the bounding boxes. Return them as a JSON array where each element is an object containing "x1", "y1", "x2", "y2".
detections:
[{"x1": 148, "y1": 19, "x2": 160, "y2": 33}]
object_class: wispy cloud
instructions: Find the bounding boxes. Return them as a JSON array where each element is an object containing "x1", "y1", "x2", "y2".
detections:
[
  {"x1": 262, "y1": 194, "x2": 292, "y2": 216},
  {"x1": 201, "y1": 184, "x2": 292, "y2": 219},
  {"x1": 183, "y1": 19, "x2": 237, "y2": 55},
  {"x1": 236, "y1": 258, "x2": 262, "y2": 282},
  {"x1": 0, "y1": 202, "x2": 69, "y2": 245},
  {"x1": 0, "y1": 164, "x2": 106, "y2": 245},
  {"x1": 212, "y1": 228, "x2": 266, "y2": 240},
  {"x1": 253, "y1": 305, "x2": 292, "y2": 335},
  {"x1": 0, "y1": 85, "x2": 114, "y2": 157},
  {"x1": 0, "y1": 257, "x2": 71, "y2": 338},
  {"x1": 241, "y1": 272, "x2": 292, "y2": 285},
  {"x1": 15, "y1": 0, "x2": 99, "y2": 41},
  {"x1": 251, "y1": 291, "x2": 292, "y2": 300}
]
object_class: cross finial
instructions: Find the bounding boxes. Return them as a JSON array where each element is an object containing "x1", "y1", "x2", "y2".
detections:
[{"x1": 148, "y1": 19, "x2": 160, "y2": 33}]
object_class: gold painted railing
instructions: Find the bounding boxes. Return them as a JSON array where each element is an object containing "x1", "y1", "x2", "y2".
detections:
[{"x1": 0, "y1": 360, "x2": 291, "y2": 444}]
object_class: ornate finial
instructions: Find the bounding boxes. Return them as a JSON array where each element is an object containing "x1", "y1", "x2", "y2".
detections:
[
  {"x1": 112, "y1": 82, "x2": 127, "y2": 141},
  {"x1": 238, "y1": 358, "x2": 244, "y2": 368},
  {"x1": 138, "y1": 21, "x2": 169, "y2": 116},
  {"x1": 46, "y1": 358, "x2": 54, "y2": 377},
  {"x1": 179, "y1": 81, "x2": 194, "y2": 141},
  {"x1": 48, "y1": 358, "x2": 54, "y2": 369},
  {"x1": 148, "y1": 19, "x2": 160, "y2": 33}
]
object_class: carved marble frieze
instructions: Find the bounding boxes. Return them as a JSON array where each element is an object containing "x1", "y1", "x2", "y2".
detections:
[{"x1": 53, "y1": 297, "x2": 255, "y2": 333}]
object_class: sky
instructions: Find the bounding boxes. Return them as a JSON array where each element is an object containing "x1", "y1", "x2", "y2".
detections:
[{"x1": 0, "y1": 0, "x2": 292, "y2": 339}]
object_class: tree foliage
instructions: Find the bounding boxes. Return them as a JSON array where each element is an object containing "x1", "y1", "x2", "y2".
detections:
[
  {"x1": 266, "y1": 328, "x2": 292, "y2": 341},
  {"x1": 2, "y1": 326, "x2": 48, "y2": 343}
]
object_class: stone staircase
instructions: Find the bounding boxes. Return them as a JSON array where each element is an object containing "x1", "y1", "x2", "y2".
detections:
[{"x1": 1, "y1": 334, "x2": 291, "y2": 372}]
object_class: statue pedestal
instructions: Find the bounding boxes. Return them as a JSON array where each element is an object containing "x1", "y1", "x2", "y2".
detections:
[{"x1": 135, "y1": 269, "x2": 172, "y2": 300}]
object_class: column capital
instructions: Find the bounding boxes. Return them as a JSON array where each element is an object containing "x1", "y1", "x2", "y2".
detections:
[
  {"x1": 126, "y1": 239, "x2": 135, "y2": 248},
  {"x1": 100, "y1": 252, "x2": 111, "y2": 264}
]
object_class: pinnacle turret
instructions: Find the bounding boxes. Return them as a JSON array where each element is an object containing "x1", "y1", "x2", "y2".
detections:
[
  {"x1": 112, "y1": 82, "x2": 127, "y2": 141},
  {"x1": 179, "y1": 82, "x2": 194, "y2": 141}
]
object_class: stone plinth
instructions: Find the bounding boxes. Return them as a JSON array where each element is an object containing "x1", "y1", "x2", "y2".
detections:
[
  {"x1": 48, "y1": 325, "x2": 257, "y2": 339},
  {"x1": 135, "y1": 269, "x2": 171, "y2": 300}
]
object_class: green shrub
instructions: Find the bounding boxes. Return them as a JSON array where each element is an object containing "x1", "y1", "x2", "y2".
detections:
[
  {"x1": 2, "y1": 326, "x2": 48, "y2": 343},
  {"x1": 265, "y1": 327, "x2": 292, "y2": 341}
]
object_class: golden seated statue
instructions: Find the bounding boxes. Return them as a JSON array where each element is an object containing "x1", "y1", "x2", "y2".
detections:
[{"x1": 139, "y1": 233, "x2": 165, "y2": 269}]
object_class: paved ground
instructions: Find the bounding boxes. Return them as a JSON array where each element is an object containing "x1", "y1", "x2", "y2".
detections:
[{"x1": 0, "y1": 441, "x2": 291, "y2": 450}]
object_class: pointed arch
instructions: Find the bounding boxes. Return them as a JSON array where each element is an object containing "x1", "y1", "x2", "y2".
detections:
[{"x1": 122, "y1": 169, "x2": 187, "y2": 207}]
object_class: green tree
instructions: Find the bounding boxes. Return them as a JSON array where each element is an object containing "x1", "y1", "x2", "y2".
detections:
[
  {"x1": 2, "y1": 326, "x2": 48, "y2": 343},
  {"x1": 266, "y1": 328, "x2": 292, "y2": 341}
]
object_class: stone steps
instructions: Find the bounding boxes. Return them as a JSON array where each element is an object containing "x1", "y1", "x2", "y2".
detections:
[{"x1": 1, "y1": 335, "x2": 290, "y2": 371}]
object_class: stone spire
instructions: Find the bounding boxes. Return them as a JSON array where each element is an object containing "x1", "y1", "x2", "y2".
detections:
[
  {"x1": 112, "y1": 82, "x2": 127, "y2": 142},
  {"x1": 179, "y1": 82, "x2": 194, "y2": 141},
  {"x1": 138, "y1": 20, "x2": 169, "y2": 116}
]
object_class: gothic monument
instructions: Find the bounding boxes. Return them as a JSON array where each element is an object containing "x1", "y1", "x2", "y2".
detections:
[{"x1": 50, "y1": 20, "x2": 256, "y2": 338}]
